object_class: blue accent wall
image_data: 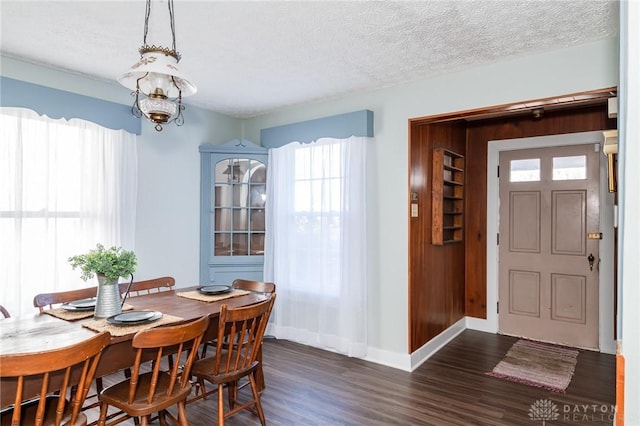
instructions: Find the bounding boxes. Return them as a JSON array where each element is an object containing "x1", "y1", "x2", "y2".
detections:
[
  {"x1": 0, "y1": 77, "x2": 141, "y2": 134},
  {"x1": 260, "y1": 109, "x2": 373, "y2": 148}
]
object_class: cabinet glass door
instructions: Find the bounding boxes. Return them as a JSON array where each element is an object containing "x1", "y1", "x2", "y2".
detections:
[{"x1": 213, "y1": 158, "x2": 266, "y2": 256}]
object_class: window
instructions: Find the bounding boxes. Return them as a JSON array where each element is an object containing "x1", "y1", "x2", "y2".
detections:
[
  {"x1": 292, "y1": 142, "x2": 343, "y2": 296},
  {"x1": 0, "y1": 108, "x2": 137, "y2": 316},
  {"x1": 510, "y1": 158, "x2": 540, "y2": 182},
  {"x1": 553, "y1": 155, "x2": 587, "y2": 180},
  {"x1": 264, "y1": 136, "x2": 368, "y2": 357}
]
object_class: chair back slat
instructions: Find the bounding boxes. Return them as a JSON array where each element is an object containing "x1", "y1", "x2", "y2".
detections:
[{"x1": 0, "y1": 332, "x2": 110, "y2": 426}]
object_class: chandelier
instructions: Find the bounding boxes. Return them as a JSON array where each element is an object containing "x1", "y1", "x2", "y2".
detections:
[{"x1": 118, "y1": 0, "x2": 196, "y2": 131}]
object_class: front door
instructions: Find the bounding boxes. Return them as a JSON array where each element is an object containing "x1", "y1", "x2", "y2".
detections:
[{"x1": 498, "y1": 144, "x2": 600, "y2": 349}]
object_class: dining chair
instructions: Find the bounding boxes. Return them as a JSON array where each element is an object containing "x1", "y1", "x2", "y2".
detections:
[
  {"x1": 33, "y1": 287, "x2": 99, "y2": 313},
  {"x1": 200, "y1": 278, "x2": 276, "y2": 402},
  {"x1": 0, "y1": 331, "x2": 110, "y2": 426},
  {"x1": 97, "y1": 315, "x2": 210, "y2": 426},
  {"x1": 0, "y1": 304, "x2": 10, "y2": 318},
  {"x1": 189, "y1": 296, "x2": 276, "y2": 426}
]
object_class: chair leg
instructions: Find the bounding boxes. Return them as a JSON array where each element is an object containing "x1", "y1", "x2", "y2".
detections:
[
  {"x1": 97, "y1": 402, "x2": 109, "y2": 426},
  {"x1": 218, "y1": 383, "x2": 225, "y2": 426},
  {"x1": 177, "y1": 401, "x2": 189, "y2": 426},
  {"x1": 249, "y1": 373, "x2": 266, "y2": 426},
  {"x1": 228, "y1": 380, "x2": 237, "y2": 409},
  {"x1": 158, "y1": 410, "x2": 168, "y2": 426}
]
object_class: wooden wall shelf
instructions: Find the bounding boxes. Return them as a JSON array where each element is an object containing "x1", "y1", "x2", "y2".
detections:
[{"x1": 432, "y1": 148, "x2": 465, "y2": 245}]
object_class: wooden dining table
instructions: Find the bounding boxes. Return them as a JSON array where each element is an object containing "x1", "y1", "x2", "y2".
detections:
[{"x1": 0, "y1": 286, "x2": 271, "y2": 408}]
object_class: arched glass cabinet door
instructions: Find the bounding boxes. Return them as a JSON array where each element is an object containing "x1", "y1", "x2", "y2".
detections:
[
  {"x1": 213, "y1": 158, "x2": 266, "y2": 256},
  {"x1": 199, "y1": 140, "x2": 268, "y2": 285}
]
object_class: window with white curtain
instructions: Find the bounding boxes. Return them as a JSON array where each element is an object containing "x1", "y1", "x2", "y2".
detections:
[
  {"x1": 0, "y1": 108, "x2": 137, "y2": 316},
  {"x1": 264, "y1": 136, "x2": 368, "y2": 357},
  {"x1": 292, "y1": 142, "x2": 343, "y2": 297}
]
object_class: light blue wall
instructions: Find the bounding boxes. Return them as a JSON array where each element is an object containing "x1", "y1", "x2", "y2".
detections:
[{"x1": 0, "y1": 36, "x2": 619, "y2": 366}]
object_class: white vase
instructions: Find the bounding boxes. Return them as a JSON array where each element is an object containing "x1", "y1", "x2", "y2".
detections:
[{"x1": 94, "y1": 274, "x2": 122, "y2": 319}]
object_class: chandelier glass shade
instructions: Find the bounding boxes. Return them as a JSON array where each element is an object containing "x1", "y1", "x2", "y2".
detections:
[{"x1": 118, "y1": 0, "x2": 196, "y2": 131}]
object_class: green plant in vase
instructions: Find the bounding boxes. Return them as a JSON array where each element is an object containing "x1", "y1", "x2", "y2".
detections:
[{"x1": 69, "y1": 244, "x2": 137, "y2": 318}]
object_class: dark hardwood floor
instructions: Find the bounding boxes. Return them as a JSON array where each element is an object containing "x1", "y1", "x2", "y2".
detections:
[{"x1": 89, "y1": 329, "x2": 616, "y2": 425}]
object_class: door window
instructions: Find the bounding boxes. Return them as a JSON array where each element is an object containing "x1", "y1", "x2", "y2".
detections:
[
  {"x1": 552, "y1": 155, "x2": 587, "y2": 180},
  {"x1": 510, "y1": 158, "x2": 540, "y2": 182}
]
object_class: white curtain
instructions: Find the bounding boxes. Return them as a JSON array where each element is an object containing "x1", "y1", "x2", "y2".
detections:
[
  {"x1": 0, "y1": 108, "x2": 137, "y2": 316},
  {"x1": 264, "y1": 136, "x2": 368, "y2": 357}
]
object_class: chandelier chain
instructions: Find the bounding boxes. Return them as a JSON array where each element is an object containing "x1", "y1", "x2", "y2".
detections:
[
  {"x1": 169, "y1": 0, "x2": 176, "y2": 53},
  {"x1": 142, "y1": 0, "x2": 177, "y2": 52}
]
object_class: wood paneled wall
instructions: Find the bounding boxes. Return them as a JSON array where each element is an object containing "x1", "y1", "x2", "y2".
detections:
[
  {"x1": 409, "y1": 121, "x2": 467, "y2": 352},
  {"x1": 409, "y1": 96, "x2": 616, "y2": 353}
]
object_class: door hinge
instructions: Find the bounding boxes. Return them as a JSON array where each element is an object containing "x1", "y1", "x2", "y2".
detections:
[
  {"x1": 497, "y1": 233, "x2": 499, "y2": 245},
  {"x1": 497, "y1": 301, "x2": 499, "y2": 314},
  {"x1": 497, "y1": 165, "x2": 500, "y2": 178}
]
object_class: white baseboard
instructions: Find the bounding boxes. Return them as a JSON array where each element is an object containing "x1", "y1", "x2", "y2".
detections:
[
  {"x1": 363, "y1": 346, "x2": 412, "y2": 372},
  {"x1": 362, "y1": 318, "x2": 466, "y2": 371},
  {"x1": 363, "y1": 314, "x2": 614, "y2": 372},
  {"x1": 408, "y1": 317, "x2": 466, "y2": 371},
  {"x1": 465, "y1": 316, "x2": 497, "y2": 333}
]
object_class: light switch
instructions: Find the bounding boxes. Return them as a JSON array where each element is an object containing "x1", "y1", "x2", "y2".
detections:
[{"x1": 411, "y1": 203, "x2": 418, "y2": 217}]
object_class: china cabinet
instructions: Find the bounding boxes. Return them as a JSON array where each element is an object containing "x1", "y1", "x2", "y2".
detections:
[{"x1": 199, "y1": 140, "x2": 267, "y2": 284}]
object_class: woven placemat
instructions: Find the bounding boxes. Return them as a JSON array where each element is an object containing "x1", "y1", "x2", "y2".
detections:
[
  {"x1": 81, "y1": 313, "x2": 184, "y2": 337},
  {"x1": 44, "y1": 303, "x2": 134, "y2": 321},
  {"x1": 177, "y1": 289, "x2": 250, "y2": 303}
]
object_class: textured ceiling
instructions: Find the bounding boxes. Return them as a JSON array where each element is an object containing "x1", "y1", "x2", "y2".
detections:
[{"x1": 0, "y1": 1, "x2": 618, "y2": 118}]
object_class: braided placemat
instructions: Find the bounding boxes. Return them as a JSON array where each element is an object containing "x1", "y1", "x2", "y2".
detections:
[
  {"x1": 43, "y1": 303, "x2": 134, "y2": 321},
  {"x1": 176, "y1": 289, "x2": 250, "y2": 303},
  {"x1": 81, "y1": 313, "x2": 184, "y2": 337}
]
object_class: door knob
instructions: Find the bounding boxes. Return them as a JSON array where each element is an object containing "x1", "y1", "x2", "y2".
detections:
[{"x1": 588, "y1": 253, "x2": 595, "y2": 271}]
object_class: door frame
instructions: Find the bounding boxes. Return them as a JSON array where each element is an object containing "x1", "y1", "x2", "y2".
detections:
[{"x1": 467, "y1": 130, "x2": 616, "y2": 354}]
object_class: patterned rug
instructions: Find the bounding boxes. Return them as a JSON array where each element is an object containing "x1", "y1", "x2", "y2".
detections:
[{"x1": 487, "y1": 339, "x2": 579, "y2": 393}]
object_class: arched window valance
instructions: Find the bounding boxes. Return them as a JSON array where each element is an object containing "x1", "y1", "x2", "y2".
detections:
[{"x1": 0, "y1": 77, "x2": 141, "y2": 135}]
